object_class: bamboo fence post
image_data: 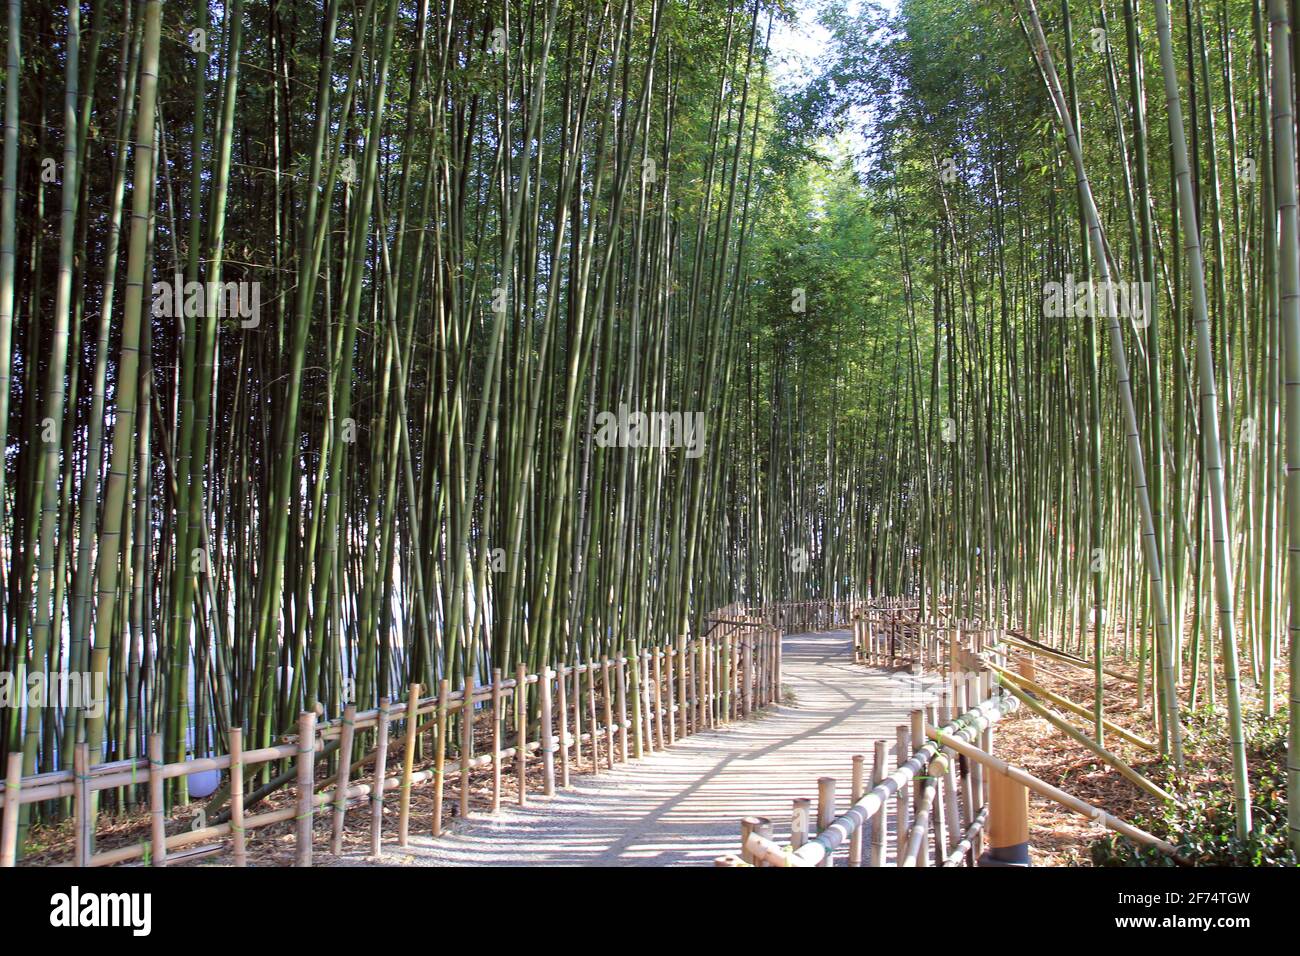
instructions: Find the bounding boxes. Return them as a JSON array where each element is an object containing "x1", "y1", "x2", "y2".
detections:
[
  {"x1": 434, "y1": 678, "x2": 451, "y2": 833},
  {"x1": 665, "y1": 644, "x2": 676, "y2": 745},
  {"x1": 491, "y1": 671, "x2": 503, "y2": 810},
  {"x1": 895, "y1": 724, "x2": 910, "y2": 866},
  {"x1": 330, "y1": 704, "x2": 356, "y2": 854},
  {"x1": 791, "y1": 797, "x2": 811, "y2": 850},
  {"x1": 870, "y1": 739, "x2": 887, "y2": 866},
  {"x1": 602, "y1": 658, "x2": 616, "y2": 768},
  {"x1": 678, "y1": 635, "x2": 689, "y2": 737},
  {"x1": 756, "y1": 817, "x2": 774, "y2": 867},
  {"x1": 615, "y1": 658, "x2": 628, "y2": 764},
  {"x1": 295, "y1": 710, "x2": 317, "y2": 867},
  {"x1": 2, "y1": 752, "x2": 22, "y2": 866},
  {"x1": 644, "y1": 649, "x2": 656, "y2": 743},
  {"x1": 817, "y1": 777, "x2": 836, "y2": 867},
  {"x1": 726, "y1": 633, "x2": 734, "y2": 717},
  {"x1": 541, "y1": 666, "x2": 557, "y2": 791},
  {"x1": 774, "y1": 627, "x2": 783, "y2": 701},
  {"x1": 849, "y1": 754, "x2": 866, "y2": 866},
  {"x1": 370, "y1": 698, "x2": 391, "y2": 857},
  {"x1": 516, "y1": 663, "x2": 528, "y2": 805},
  {"x1": 148, "y1": 732, "x2": 167, "y2": 867},
  {"x1": 228, "y1": 727, "x2": 247, "y2": 866},
  {"x1": 653, "y1": 648, "x2": 665, "y2": 750},
  {"x1": 587, "y1": 660, "x2": 601, "y2": 773},
  {"x1": 697, "y1": 638, "x2": 707, "y2": 729},
  {"x1": 743, "y1": 633, "x2": 753, "y2": 716},
  {"x1": 759, "y1": 629, "x2": 769, "y2": 702},
  {"x1": 740, "y1": 815, "x2": 761, "y2": 865},
  {"x1": 637, "y1": 651, "x2": 650, "y2": 756},
  {"x1": 570, "y1": 663, "x2": 583, "y2": 769},
  {"x1": 911, "y1": 710, "x2": 926, "y2": 813},
  {"x1": 557, "y1": 664, "x2": 570, "y2": 788},
  {"x1": 397, "y1": 683, "x2": 421, "y2": 847},
  {"x1": 460, "y1": 676, "x2": 475, "y2": 816},
  {"x1": 73, "y1": 741, "x2": 90, "y2": 867}
]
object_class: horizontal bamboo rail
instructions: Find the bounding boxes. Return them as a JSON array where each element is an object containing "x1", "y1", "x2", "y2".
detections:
[
  {"x1": 725, "y1": 602, "x2": 1182, "y2": 868},
  {"x1": 732, "y1": 676, "x2": 1018, "y2": 867},
  {"x1": 4, "y1": 608, "x2": 785, "y2": 867},
  {"x1": 923, "y1": 724, "x2": 1184, "y2": 861}
]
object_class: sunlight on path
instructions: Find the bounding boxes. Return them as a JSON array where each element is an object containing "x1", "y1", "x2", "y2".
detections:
[{"x1": 350, "y1": 630, "x2": 918, "y2": 867}]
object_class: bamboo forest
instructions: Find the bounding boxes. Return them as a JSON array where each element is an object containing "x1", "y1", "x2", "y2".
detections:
[{"x1": 0, "y1": 0, "x2": 1298, "y2": 897}]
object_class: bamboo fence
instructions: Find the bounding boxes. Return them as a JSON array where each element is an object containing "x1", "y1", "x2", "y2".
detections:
[
  {"x1": 725, "y1": 604, "x2": 1181, "y2": 867},
  {"x1": 2, "y1": 607, "x2": 785, "y2": 867}
]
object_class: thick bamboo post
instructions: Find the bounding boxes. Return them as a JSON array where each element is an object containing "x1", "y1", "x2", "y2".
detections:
[
  {"x1": 228, "y1": 727, "x2": 247, "y2": 866},
  {"x1": 148, "y1": 732, "x2": 167, "y2": 867},
  {"x1": 740, "y1": 815, "x2": 763, "y2": 864},
  {"x1": 742, "y1": 633, "x2": 753, "y2": 716},
  {"x1": 774, "y1": 627, "x2": 783, "y2": 701},
  {"x1": 556, "y1": 664, "x2": 570, "y2": 788},
  {"x1": 894, "y1": 724, "x2": 910, "y2": 866},
  {"x1": 870, "y1": 740, "x2": 887, "y2": 866},
  {"x1": 541, "y1": 666, "x2": 557, "y2": 791},
  {"x1": 330, "y1": 704, "x2": 356, "y2": 854},
  {"x1": 370, "y1": 698, "x2": 391, "y2": 856},
  {"x1": 615, "y1": 658, "x2": 628, "y2": 764},
  {"x1": 587, "y1": 659, "x2": 600, "y2": 774},
  {"x1": 602, "y1": 658, "x2": 616, "y2": 768},
  {"x1": 73, "y1": 741, "x2": 90, "y2": 866},
  {"x1": 570, "y1": 663, "x2": 583, "y2": 768},
  {"x1": 728, "y1": 631, "x2": 736, "y2": 712},
  {"x1": 678, "y1": 635, "x2": 689, "y2": 737},
  {"x1": 849, "y1": 755, "x2": 866, "y2": 866},
  {"x1": 982, "y1": 757, "x2": 1030, "y2": 866},
  {"x1": 1, "y1": 751, "x2": 21, "y2": 866},
  {"x1": 817, "y1": 777, "x2": 836, "y2": 867},
  {"x1": 491, "y1": 670, "x2": 503, "y2": 811},
  {"x1": 791, "y1": 798, "x2": 811, "y2": 850},
  {"x1": 665, "y1": 643, "x2": 677, "y2": 744},
  {"x1": 434, "y1": 678, "x2": 450, "y2": 833},
  {"x1": 295, "y1": 710, "x2": 317, "y2": 867},
  {"x1": 516, "y1": 663, "x2": 528, "y2": 805},
  {"x1": 460, "y1": 671, "x2": 475, "y2": 816},
  {"x1": 756, "y1": 817, "x2": 774, "y2": 867},
  {"x1": 910, "y1": 710, "x2": 926, "y2": 812},
  {"x1": 652, "y1": 648, "x2": 665, "y2": 750},
  {"x1": 697, "y1": 638, "x2": 707, "y2": 729},
  {"x1": 397, "y1": 683, "x2": 421, "y2": 846},
  {"x1": 631, "y1": 655, "x2": 647, "y2": 759}
]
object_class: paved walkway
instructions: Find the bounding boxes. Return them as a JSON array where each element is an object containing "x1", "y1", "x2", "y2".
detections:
[{"x1": 357, "y1": 630, "x2": 923, "y2": 866}]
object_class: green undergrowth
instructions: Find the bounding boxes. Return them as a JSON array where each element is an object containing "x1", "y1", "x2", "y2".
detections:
[{"x1": 1092, "y1": 707, "x2": 1295, "y2": 866}]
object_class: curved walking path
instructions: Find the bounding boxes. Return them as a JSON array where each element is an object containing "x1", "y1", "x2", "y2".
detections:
[{"x1": 359, "y1": 629, "x2": 928, "y2": 867}]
